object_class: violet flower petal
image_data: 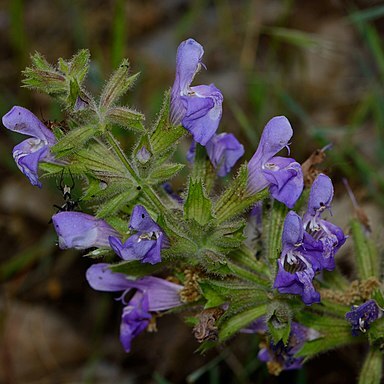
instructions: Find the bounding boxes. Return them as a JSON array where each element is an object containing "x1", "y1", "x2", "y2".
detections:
[
  {"x1": 13, "y1": 141, "x2": 49, "y2": 187},
  {"x1": 86, "y1": 265, "x2": 183, "y2": 309},
  {"x1": 109, "y1": 234, "x2": 159, "y2": 264},
  {"x1": 248, "y1": 116, "x2": 293, "y2": 175},
  {"x1": 170, "y1": 38, "x2": 205, "y2": 126},
  {"x1": 129, "y1": 205, "x2": 161, "y2": 232},
  {"x1": 307, "y1": 173, "x2": 334, "y2": 215},
  {"x1": 141, "y1": 232, "x2": 163, "y2": 265},
  {"x1": 86, "y1": 263, "x2": 137, "y2": 292},
  {"x1": 263, "y1": 157, "x2": 304, "y2": 208},
  {"x1": 173, "y1": 38, "x2": 204, "y2": 103},
  {"x1": 52, "y1": 212, "x2": 119, "y2": 249},
  {"x1": 273, "y1": 259, "x2": 321, "y2": 305},
  {"x1": 282, "y1": 211, "x2": 304, "y2": 247},
  {"x1": 206, "y1": 132, "x2": 244, "y2": 176},
  {"x1": 120, "y1": 292, "x2": 151, "y2": 352},
  {"x1": 2, "y1": 106, "x2": 58, "y2": 188},
  {"x1": 110, "y1": 234, "x2": 154, "y2": 258},
  {"x1": 137, "y1": 276, "x2": 183, "y2": 311},
  {"x1": 304, "y1": 173, "x2": 334, "y2": 231},
  {"x1": 181, "y1": 84, "x2": 223, "y2": 145},
  {"x1": 2, "y1": 106, "x2": 56, "y2": 144}
]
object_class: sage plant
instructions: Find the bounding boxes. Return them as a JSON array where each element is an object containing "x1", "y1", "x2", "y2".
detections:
[{"x1": 2, "y1": 39, "x2": 384, "y2": 381}]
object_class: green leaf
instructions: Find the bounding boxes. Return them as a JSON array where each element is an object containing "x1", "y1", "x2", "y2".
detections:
[
  {"x1": 219, "y1": 304, "x2": 267, "y2": 341},
  {"x1": 106, "y1": 106, "x2": 145, "y2": 132},
  {"x1": 68, "y1": 49, "x2": 90, "y2": 84},
  {"x1": 149, "y1": 163, "x2": 185, "y2": 184},
  {"x1": 149, "y1": 90, "x2": 186, "y2": 155},
  {"x1": 202, "y1": 250, "x2": 233, "y2": 275},
  {"x1": 191, "y1": 143, "x2": 216, "y2": 194},
  {"x1": 226, "y1": 260, "x2": 269, "y2": 286},
  {"x1": 58, "y1": 57, "x2": 70, "y2": 73},
  {"x1": 96, "y1": 188, "x2": 139, "y2": 218},
  {"x1": 295, "y1": 309, "x2": 351, "y2": 333},
  {"x1": 74, "y1": 141, "x2": 130, "y2": 179},
  {"x1": 51, "y1": 125, "x2": 96, "y2": 157},
  {"x1": 150, "y1": 124, "x2": 185, "y2": 156},
  {"x1": 39, "y1": 162, "x2": 66, "y2": 176},
  {"x1": 200, "y1": 279, "x2": 267, "y2": 309},
  {"x1": 368, "y1": 317, "x2": 384, "y2": 349},
  {"x1": 84, "y1": 248, "x2": 114, "y2": 259},
  {"x1": 213, "y1": 164, "x2": 269, "y2": 224},
  {"x1": 265, "y1": 201, "x2": 288, "y2": 268},
  {"x1": 358, "y1": 347, "x2": 383, "y2": 384},
  {"x1": 295, "y1": 332, "x2": 358, "y2": 359},
  {"x1": 228, "y1": 245, "x2": 271, "y2": 280},
  {"x1": 100, "y1": 61, "x2": 139, "y2": 108},
  {"x1": 23, "y1": 52, "x2": 66, "y2": 94},
  {"x1": 209, "y1": 222, "x2": 246, "y2": 251},
  {"x1": 30, "y1": 51, "x2": 52, "y2": 70},
  {"x1": 66, "y1": 78, "x2": 82, "y2": 109},
  {"x1": 350, "y1": 218, "x2": 379, "y2": 280},
  {"x1": 109, "y1": 260, "x2": 161, "y2": 277},
  {"x1": 294, "y1": 309, "x2": 359, "y2": 359},
  {"x1": 268, "y1": 319, "x2": 291, "y2": 346},
  {"x1": 199, "y1": 282, "x2": 227, "y2": 308},
  {"x1": 184, "y1": 178, "x2": 212, "y2": 226}
]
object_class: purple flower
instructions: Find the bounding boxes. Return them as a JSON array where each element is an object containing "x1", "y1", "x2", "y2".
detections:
[
  {"x1": 345, "y1": 300, "x2": 381, "y2": 336},
  {"x1": 52, "y1": 212, "x2": 119, "y2": 249},
  {"x1": 273, "y1": 211, "x2": 323, "y2": 305},
  {"x1": 120, "y1": 292, "x2": 151, "y2": 352},
  {"x1": 246, "y1": 116, "x2": 303, "y2": 208},
  {"x1": 109, "y1": 205, "x2": 166, "y2": 265},
  {"x1": 170, "y1": 38, "x2": 223, "y2": 146},
  {"x1": 303, "y1": 174, "x2": 347, "y2": 270},
  {"x1": 205, "y1": 133, "x2": 244, "y2": 176},
  {"x1": 86, "y1": 263, "x2": 183, "y2": 352},
  {"x1": 258, "y1": 322, "x2": 319, "y2": 374},
  {"x1": 2, "y1": 106, "x2": 57, "y2": 188}
]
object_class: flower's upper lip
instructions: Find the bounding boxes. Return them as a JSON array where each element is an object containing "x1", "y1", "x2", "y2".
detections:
[
  {"x1": 175, "y1": 38, "x2": 205, "y2": 93},
  {"x1": 2, "y1": 106, "x2": 56, "y2": 144}
]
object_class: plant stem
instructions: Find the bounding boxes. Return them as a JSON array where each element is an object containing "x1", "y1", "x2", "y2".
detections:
[{"x1": 106, "y1": 131, "x2": 167, "y2": 214}]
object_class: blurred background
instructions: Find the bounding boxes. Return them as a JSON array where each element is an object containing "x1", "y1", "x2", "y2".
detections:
[{"x1": 1, "y1": 0, "x2": 384, "y2": 383}]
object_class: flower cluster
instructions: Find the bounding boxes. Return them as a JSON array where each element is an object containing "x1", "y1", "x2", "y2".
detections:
[
  {"x1": 2, "y1": 36, "x2": 381, "y2": 381},
  {"x1": 274, "y1": 174, "x2": 347, "y2": 305}
]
